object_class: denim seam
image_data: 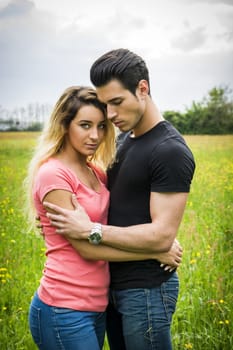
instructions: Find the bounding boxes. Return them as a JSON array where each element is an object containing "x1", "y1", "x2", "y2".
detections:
[
  {"x1": 161, "y1": 283, "x2": 170, "y2": 322},
  {"x1": 37, "y1": 307, "x2": 42, "y2": 345},
  {"x1": 144, "y1": 289, "x2": 155, "y2": 348},
  {"x1": 161, "y1": 281, "x2": 178, "y2": 322},
  {"x1": 52, "y1": 307, "x2": 66, "y2": 350}
]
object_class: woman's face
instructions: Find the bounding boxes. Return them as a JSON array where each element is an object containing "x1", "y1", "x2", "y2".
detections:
[{"x1": 66, "y1": 105, "x2": 106, "y2": 157}]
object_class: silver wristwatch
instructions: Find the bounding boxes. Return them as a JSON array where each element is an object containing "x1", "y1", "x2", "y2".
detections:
[{"x1": 88, "y1": 223, "x2": 102, "y2": 245}]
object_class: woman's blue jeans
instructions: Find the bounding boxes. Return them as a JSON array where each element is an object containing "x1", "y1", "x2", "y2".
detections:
[
  {"x1": 28, "y1": 292, "x2": 106, "y2": 350},
  {"x1": 106, "y1": 272, "x2": 179, "y2": 350}
]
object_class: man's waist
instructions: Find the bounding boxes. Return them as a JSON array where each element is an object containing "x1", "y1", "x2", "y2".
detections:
[{"x1": 109, "y1": 260, "x2": 172, "y2": 290}]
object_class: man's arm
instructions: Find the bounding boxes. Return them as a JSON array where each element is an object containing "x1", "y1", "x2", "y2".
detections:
[
  {"x1": 44, "y1": 191, "x2": 188, "y2": 254},
  {"x1": 43, "y1": 190, "x2": 182, "y2": 267},
  {"x1": 100, "y1": 192, "x2": 188, "y2": 253}
]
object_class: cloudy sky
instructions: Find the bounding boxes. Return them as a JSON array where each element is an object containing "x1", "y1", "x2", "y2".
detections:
[{"x1": 0, "y1": 0, "x2": 232, "y2": 112}]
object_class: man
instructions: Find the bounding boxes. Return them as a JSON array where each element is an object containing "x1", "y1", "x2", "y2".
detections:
[{"x1": 45, "y1": 49, "x2": 195, "y2": 350}]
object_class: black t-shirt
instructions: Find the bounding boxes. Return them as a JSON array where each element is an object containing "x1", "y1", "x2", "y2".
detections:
[{"x1": 107, "y1": 121, "x2": 195, "y2": 290}]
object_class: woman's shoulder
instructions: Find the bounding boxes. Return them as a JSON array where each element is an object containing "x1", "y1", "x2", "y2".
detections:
[{"x1": 37, "y1": 158, "x2": 75, "y2": 180}]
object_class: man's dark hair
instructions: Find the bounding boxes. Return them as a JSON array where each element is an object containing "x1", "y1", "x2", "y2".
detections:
[{"x1": 90, "y1": 48, "x2": 151, "y2": 96}]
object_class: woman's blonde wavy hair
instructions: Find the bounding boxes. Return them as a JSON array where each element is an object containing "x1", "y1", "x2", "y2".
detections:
[{"x1": 24, "y1": 86, "x2": 116, "y2": 230}]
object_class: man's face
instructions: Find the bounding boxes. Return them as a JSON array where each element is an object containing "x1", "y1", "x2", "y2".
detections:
[{"x1": 96, "y1": 79, "x2": 146, "y2": 133}]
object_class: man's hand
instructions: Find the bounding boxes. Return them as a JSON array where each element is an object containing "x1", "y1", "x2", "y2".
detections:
[
  {"x1": 43, "y1": 194, "x2": 93, "y2": 239},
  {"x1": 156, "y1": 239, "x2": 183, "y2": 272}
]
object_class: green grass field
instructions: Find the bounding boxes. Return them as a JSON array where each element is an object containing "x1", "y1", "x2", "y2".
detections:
[{"x1": 0, "y1": 132, "x2": 232, "y2": 349}]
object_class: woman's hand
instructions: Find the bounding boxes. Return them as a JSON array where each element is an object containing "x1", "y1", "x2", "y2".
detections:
[{"x1": 155, "y1": 239, "x2": 183, "y2": 272}]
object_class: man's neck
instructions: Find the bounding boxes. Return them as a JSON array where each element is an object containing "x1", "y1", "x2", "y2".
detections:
[{"x1": 132, "y1": 98, "x2": 164, "y2": 137}]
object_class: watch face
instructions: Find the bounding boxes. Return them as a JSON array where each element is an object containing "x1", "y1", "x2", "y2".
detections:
[
  {"x1": 89, "y1": 223, "x2": 102, "y2": 245},
  {"x1": 90, "y1": 232, "x2": 102, "y2": 245}
]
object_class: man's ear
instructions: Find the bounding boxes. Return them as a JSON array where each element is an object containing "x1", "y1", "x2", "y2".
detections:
[{"x1": 137, "y1": 79, "x2": 149, "y2": 96}]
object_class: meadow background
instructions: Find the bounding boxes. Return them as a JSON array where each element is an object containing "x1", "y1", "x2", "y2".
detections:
[{"x1": 0, "y1": 132, "x2": 232, "y2": 350}]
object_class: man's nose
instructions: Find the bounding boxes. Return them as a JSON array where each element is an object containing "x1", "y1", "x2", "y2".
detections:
[{"x1": 107, "y1": 105, "x2": 117, "y2": 120}]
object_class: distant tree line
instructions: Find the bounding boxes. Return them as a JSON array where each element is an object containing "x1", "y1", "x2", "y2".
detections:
[
  {"x1": 164, "y1": 86, "x2": 233, "y2": 134},
  {"x1": 0, "y1": 86, "x2": 232, "y2": 134},
  {"x1": 0, "y1": 103, "x2": 52, "y2": 131}
]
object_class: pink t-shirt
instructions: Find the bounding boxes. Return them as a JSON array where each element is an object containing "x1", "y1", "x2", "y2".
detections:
[{"x1": 33, "y1": 158, "x2": 110, "y2": 312}]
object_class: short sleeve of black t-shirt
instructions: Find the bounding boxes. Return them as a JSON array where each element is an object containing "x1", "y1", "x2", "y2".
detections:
[{"x1": 149, "y1": 137, "x2": 195, "y2": 193}]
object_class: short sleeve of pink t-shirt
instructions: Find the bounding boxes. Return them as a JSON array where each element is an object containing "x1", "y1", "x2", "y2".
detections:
[{"x1": 33, "y1": 158, "x2": 110, "y2": 312}]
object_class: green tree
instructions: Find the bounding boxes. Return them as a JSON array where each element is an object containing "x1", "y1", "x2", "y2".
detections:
[
  {"x1": 186, "y1": 85, "x2": 233, "y2": 134},
  {"x1": 202, "y1": 86, "x2": 233, "y2": 134},
  {"x1": 165, "y1": 85, "x2": 233, "y2": 134}
]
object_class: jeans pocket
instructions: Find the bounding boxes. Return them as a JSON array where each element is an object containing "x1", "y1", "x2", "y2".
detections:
[
  {"x1": 29, "y1": 304, "x2": 42, "y2": 346},
  {"x1": 161, "y1": 274, "x2": 179, "y2": 321}
]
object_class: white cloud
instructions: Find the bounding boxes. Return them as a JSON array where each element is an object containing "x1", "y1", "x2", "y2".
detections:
[
  {"x1": 171, "y1": 26, "x2": 207, "y2": 52},
  {"x1": 0, "y1": 0, "x2": 34, "y2": 18},
  {"x1": 0, "y1": 0, "x2": 232, "y2": 111},
  {"x1": 148, "y1": 49, "x2": 233, "y2": 111},
  {"x1": 179, "y1": 0, "x2": 233, "y2": 5}
]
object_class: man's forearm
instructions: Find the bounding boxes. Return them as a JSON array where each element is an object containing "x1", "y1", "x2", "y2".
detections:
[
  {"x1": 68, "y1": 238, "x2": 164, "y2": 261},
  {"x1": 68, "y1": 237, "x2": 182, "y2": 269},
  {"x1": 100, "y1": 221, "x2": 176, "y2": 253}
]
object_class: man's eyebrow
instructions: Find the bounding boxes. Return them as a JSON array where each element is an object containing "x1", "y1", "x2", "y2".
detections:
[{"x1": 107, "y1": 97, "x2": 122, "y2": 103}]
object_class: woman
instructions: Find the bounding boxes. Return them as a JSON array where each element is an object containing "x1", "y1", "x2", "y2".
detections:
[{"x1": 25, "y1": 86, "x2": 181, "y2": 350}]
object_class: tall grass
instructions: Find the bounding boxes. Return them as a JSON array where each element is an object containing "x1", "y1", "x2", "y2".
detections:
[
  {"x1": 0, "y1": 132, "x2": 232, "y2": 349},
  {"x1": 172, "y1": 135, "x2": 233, "y2": 350}
]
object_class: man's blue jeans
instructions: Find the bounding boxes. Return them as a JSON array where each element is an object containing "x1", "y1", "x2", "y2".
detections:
[
  {"x1": 106, "y1": 272, "x2": 179, "y2": 350},
  {"x1": 29, "y1": 292, "x2": 106, "y2": 350}
]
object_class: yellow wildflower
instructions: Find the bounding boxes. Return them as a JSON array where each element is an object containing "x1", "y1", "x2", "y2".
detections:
[{"x1": 190, "y1": 259, "x2": 196, "y2": 264}]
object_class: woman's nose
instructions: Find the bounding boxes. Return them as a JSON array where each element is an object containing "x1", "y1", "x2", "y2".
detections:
[{"x1": 89, "y1": 127, "x2": 99, "y2": 139}]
